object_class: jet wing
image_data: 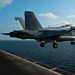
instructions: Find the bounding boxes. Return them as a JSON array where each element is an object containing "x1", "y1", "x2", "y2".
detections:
[{"x1": 39, "y1": 27, "x2": 72, "y2": 38}]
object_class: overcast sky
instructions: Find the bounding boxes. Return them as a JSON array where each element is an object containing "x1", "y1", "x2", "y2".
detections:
[{"x1": 0, "y1": 0, "x2": 75, "y2": 40}]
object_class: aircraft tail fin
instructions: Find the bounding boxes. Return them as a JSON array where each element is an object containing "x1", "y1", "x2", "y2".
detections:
[
  {"x1": 25, "y1": 11, "x2": 43, "y2": 30},
  {"x1": 15, "y1": 17, "x2": 25, "y2": 30}
]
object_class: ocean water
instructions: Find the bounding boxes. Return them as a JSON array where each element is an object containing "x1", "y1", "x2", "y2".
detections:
[{"x1": 0, "y1": 40, "x2": 75, "y2": 73}]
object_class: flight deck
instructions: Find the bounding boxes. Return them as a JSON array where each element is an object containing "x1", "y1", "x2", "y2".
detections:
[{"x1": 0, "y1": 50, "x2": 74, "y2": 75}]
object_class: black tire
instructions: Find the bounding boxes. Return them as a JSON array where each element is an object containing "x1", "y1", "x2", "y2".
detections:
[
  {"x1": 40, "y1": 43, "x2": 45, "y2": 47},
  {"x1": 71, "y1": 41, "x2": 75, "y2": 45},
  {"x1": 53, "y1": 43, "x2": 58, "y2": 48}
]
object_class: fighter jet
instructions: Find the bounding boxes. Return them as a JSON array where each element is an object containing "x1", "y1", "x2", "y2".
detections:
[{"x1": 2, "y1": 11, "x2": 75, "y2": 48}]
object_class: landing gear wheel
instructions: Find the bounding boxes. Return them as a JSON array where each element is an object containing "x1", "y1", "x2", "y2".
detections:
[
  {"x1": 53, "y1": 43, "x2": 58, "y2": 48},
  {"x1": 40, "y1": 43, "x2": 45, "y2": 47},
  {"x1": 71, "y1": 41, "x2": 75, "y2": 45}
]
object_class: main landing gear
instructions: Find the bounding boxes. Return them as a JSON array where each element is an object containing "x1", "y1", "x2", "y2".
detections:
[
  {"x1": 40, "y1": 42, "x2": 58, "y2": 48},
  {"x1": 53, "y1": 42, "x2": 58, "y2": 49},
  {"x1": 40, "y1": 42, "x2": 45, "y2": 47},
  {"x1": 71, "y1": 41, "x2": 75, "y2": 45}
]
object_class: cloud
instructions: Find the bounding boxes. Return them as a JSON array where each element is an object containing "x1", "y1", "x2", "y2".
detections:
[
  {"x1": 60, "y1": 9, "x2": 65, "y2": 12},
  {"x1": 0, "y1": 0, "x2": 13, "y2": 8},
  {"x1": 67, "y1": 15, "x2": 75, "y2": 18},
  {"x1": 60, "y1": 21, "x2": 70, "y2": 25},
  {"x1": 51, "y1": 21, "x2": 70, "y2": 27},
  {"x1": 39, "y1": 12, "x2": 59, "y2": 20}
]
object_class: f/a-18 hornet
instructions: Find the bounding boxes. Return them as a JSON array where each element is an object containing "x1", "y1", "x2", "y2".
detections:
[{"x1": 2, "y1": 11, "x2": 75, "y2": 48}]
